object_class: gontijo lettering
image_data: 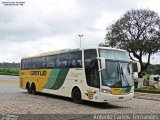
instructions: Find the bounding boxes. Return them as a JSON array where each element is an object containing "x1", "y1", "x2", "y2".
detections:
[{"x1": 30, "y1": 70, "x2": 46, "y2": 76}]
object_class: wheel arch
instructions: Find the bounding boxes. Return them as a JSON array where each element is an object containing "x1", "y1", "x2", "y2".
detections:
[{"x1": 71, "y1": 85, "x2": 82, "y2": 98}]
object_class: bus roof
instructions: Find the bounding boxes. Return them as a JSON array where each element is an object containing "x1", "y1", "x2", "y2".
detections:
[
  {"x1": 22, "y1": 49, "x2": 80, "y2": 59},
  {"x1": 22, "y1": 47, "x2": 127, "y2": 59},
  {"x1": 82, "y1": 47, "x2": 127, "y2": 53}
]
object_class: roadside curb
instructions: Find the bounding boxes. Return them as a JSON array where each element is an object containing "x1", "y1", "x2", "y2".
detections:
[{"x1": 134, "y1": 92, "x2": 160, "y2": 101}]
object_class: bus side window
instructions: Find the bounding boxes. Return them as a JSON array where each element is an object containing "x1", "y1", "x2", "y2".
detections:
[
  {"x1": 38, "y1": 57, "x2": 46, "y2": 68},
  {"x1": 56, "y1": 54, "x2": 69, "y2": 68},
  {"x1": 47, "y1": 55, "x2": 57, "y2": 68},
  {"x1": 56, "y1": 58, "x2": 61, "y2": 67},
  {"x1": 31, "y1": 58, "x2": 38, "y2": 69},
  {"x1": 69, "y1": 51, "x2": 82, "y2": 68},
  {"x1": 21, "y1": 59, "x2": 25, "y2": 70},
  {"x1": 25, "y1": 59, "x2": 32, "y2": 69}
]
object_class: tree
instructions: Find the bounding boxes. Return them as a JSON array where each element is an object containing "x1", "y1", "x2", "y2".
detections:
[{"x1": 100, "y1": 9, "x2": 160, "y2": 75}]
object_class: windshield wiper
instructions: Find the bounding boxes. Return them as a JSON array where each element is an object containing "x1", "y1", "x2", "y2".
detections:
[{"x1": 111, "y1": 65, "x2": 122, "y2": 87}]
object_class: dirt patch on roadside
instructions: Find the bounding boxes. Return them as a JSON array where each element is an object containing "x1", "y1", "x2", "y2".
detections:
[{"x1": 0, "y1": 79, "x2": 18, "y2": 84}]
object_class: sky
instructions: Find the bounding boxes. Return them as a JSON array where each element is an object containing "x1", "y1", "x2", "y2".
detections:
[{"x1": 0, "y1": 0, "x2": 160, "y2": 64}]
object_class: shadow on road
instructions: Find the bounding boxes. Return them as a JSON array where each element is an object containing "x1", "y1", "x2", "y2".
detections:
[{"x1": 21, "y1": 91, "x2": 127, "y2": 109}]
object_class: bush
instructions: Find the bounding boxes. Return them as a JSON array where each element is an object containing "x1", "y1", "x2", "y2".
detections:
[
  {"x1": 135, "y1": 88, "x2": 160, "y2": 94},
  {"x1": 0, "y1": 68, "x2": 19, "y2": 76}
]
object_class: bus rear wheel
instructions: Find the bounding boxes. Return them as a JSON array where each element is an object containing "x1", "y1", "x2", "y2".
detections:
[
  {"x1": 72, "y1": 87, "x2": 82, "y2": 104},
  {"x1": 31, "y1": 83, "x2": 37, "y2": 95}
]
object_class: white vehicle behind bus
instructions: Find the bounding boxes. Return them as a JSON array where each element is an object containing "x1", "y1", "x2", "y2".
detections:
[{"x1": 149, "y1": 75, "x2": 160, "y2": 88}]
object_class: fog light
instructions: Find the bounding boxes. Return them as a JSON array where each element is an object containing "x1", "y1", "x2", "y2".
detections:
[{"x1": 130, "y1": 88, "x2": 134, "y2": 93}]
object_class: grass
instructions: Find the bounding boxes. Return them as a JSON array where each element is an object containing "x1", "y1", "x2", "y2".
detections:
[
  {"x1": 0, "y1": 68, "x2": 20, "y2": 76},
  {"x1": 135, "y1": 88, "x2": 160, "y2": 94}
]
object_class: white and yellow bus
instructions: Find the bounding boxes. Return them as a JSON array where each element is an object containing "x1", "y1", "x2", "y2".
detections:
[{"x1": 20, "y1": 47, "x2": 136, "y2": 103}]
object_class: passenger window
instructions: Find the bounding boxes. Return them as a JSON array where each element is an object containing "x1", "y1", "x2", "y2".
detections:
[
  {"x1": 31, "y1": 58, "x2": 38, "y2": 69},
  {"x1": 56, "y1": 54, "x2": 69, "y2": 68},
  {"x1": 25, "y1": 59, "x2": 32, "y2": 69},
  {"x1": 38, "y1": 57, "x2": 46, "y2": 68},
  {"x1": 21, "y1": 59, "x2": 25, "y2": 70},
  {"x1": 69, "y1": 51, "x2": 82, "y2": 68},
  {"x1": 47, "y1": 55, "x2": 57, "y2": 68}
]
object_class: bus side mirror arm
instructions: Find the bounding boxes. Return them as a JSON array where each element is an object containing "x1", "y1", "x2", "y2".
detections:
[
  {"x1": 137, "y1": 62, "x2": 141, "y2": 73},
  {"x1": 97, "y1": 57, "x2": 106, "y2": 71}
]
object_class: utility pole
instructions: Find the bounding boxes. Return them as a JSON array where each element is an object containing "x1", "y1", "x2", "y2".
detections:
[{"x1": 78, "y1": 35, "x2": 83, "y2": 48}]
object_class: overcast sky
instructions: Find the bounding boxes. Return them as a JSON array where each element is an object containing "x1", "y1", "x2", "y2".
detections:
[{"x1": 0, "y1": 0, "x2": 160, "y2": 64}]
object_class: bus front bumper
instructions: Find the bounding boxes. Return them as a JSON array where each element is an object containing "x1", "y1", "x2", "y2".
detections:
[{"x1": 96, "y1": 92, "x2": 134, "y2": 102}]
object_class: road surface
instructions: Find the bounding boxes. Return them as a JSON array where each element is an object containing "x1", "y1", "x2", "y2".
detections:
[{"x1": 0, "y1": 75, "x2": 160, "y2": 119}]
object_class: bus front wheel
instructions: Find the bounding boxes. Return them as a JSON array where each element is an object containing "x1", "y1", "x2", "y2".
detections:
[{"x1": 72, "y1": 87, "x2": 82, "y2": 104}]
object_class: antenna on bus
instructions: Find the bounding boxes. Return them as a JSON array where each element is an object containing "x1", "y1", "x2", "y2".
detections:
[{"x1": 78, "y1": 35, "x2": 84, "y2": 48}]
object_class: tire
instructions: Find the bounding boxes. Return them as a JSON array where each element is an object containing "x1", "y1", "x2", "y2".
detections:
[
  {"x1": 72, "y1": 87, "x2": 82, "y2": 104},
  {"x1": 26, "y1": 83, "x2": 31, "y2": 94},
  {"x1": 31, "y1": 83, "x2": 37, "y2": 95}
]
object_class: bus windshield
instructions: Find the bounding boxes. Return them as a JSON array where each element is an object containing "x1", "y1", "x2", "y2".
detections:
[
  {"x1": 99, "y1": 49, "x2": 133, "y2": 87},
  {"x1": 101, "y1": 61, "x2": 133, "y2": 87}
]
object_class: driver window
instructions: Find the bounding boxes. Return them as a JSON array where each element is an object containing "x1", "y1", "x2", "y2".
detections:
[{"x1": 84, "y1": 49, "x2": 100, "y2": 88}]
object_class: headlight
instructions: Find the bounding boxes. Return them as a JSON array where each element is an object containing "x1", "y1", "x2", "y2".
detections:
[{"x1": 101, "y1": 89, "x2": 112, "y2": 94}]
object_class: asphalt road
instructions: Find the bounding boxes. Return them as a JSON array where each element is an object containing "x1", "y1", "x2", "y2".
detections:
[{"x1": 0, "y1": 75, "x2": 160, "y2": 116}]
